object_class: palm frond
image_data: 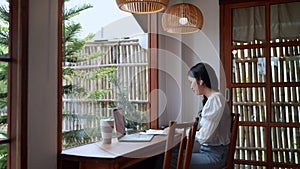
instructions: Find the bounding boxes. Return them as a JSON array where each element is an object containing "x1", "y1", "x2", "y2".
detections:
[
  {"x1": 84, "y1": 33, "x2": 95, "y2": 41},
  {"x1": 64, "y1": 40, "x2": 85, "y2": 59},
  {"x1": 64, "y1": 22, "x2": 82, "y2": 43},
  {"x1": 63, "y1": 4, "x2": 93, "y2": 21},
  {"x1": 0, "y1": 5, "x2": 9, "y2": 23},
  {"x1": 0, "y1": 115, "x2": 7, "y2": 124}
]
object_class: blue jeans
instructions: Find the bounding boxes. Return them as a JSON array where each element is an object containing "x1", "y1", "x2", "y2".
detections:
[{"x1": 190, "y1": 144, "x2": 229, "y2": 169}]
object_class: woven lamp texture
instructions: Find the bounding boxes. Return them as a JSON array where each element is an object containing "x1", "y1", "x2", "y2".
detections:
[
  {"x1": 116, "y1": 0, "x2": 169, "y2": 14},
  {"x1": 162, "y1": 3, "x2": 203, "y2": 34}
]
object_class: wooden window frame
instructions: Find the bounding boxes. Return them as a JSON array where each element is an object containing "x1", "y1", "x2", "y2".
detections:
[
  {"x1": 57, "y1": 0, "x2": 63, "y2": 153},
  {"x1": 0, "y1": 0, "x2": 29, "y2": 169},
  {"x1": 148, "y1": 13, "x2": 159, "y2": 129}
]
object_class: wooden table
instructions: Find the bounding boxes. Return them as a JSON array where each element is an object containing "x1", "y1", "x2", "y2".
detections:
[{"x1": 59, "y1": 135, "x2": 167, "y2": 169}]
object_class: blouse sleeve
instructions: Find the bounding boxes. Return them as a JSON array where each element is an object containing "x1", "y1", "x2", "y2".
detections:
[{"x1": 197, "y1": 93, "x2": 225, "y2": 144}]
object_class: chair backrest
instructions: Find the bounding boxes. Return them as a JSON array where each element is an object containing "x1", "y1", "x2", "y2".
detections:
[
  {"x1": 163, "y1": 117, "x2": 199, "y2": 169},
  {"x1": 223, "y1": 113, "x2": 240, "y2": 169},
  {"x1": 113, "y1": 108, "x2": 126, "y2": 138}
]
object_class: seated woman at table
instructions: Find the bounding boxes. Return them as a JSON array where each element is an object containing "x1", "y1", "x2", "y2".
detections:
[{"x1": 187, "y1": 62, "x2": 231, "y2": 169}]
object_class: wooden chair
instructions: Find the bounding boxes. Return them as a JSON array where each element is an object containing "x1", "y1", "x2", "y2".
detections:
[
  {"x1": 222, "y1": 113, "x2": 240, "y2": 169},
  {"x1": 163, "y1": 117, "x2": 199, "y2": 169}
]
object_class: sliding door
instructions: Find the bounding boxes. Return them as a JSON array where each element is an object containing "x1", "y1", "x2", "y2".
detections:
[{"x1": 221, "y1": 0, "x2": 300, "y2": 168}]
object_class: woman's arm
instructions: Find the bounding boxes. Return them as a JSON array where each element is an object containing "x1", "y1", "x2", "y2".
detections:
[{"x1": 197, "y1": 94, "x2": 226, "y2": 144}]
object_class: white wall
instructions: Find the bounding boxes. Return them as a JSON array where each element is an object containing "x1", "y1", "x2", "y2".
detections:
[
  {"x1": 157, "y1": 0, "x2": 220, "y2": 125},
  {"x1": 28, "y1": 0, "x2": 58, "y2": 169}
]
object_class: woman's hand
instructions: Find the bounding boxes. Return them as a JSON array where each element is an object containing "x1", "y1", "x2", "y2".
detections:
[{"x1": 163, "y1": 127, "x2": 185, "y2": 135}]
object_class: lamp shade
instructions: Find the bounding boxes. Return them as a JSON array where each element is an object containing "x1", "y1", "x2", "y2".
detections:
[
  {"x1": 116, "y1": 0, "x2": 170, "y2": 14},
  {"x1": 162, "y1": 3, "x2": 204, "y2": 34}
]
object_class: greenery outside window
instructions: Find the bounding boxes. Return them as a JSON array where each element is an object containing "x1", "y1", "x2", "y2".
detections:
[{"x1": 60, "y1": 1, "x2": 154, "y2": 149}]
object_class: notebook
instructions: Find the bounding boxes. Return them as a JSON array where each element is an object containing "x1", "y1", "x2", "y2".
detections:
[
  {"x1": 113, "y1": 109, "x2": 154, "y2": 142},
  {"x1": 118, "y1": 133, "x2": 154, "y2": 142}
]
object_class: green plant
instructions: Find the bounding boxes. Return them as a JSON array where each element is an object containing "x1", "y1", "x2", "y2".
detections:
[
  {"x1": 0, "y1": 62, "x2": 7, "y2": 111},
  {"x1": 0, "y1": 2, "x2": 8, "y2": 56},
  {"x1": 109, "y1": 75, "x2": 148, "y2": 130}
]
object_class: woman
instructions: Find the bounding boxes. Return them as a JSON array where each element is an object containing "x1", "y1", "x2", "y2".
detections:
[{"x1": 188, "y1": 62, "x2": 231, "y2": 169}]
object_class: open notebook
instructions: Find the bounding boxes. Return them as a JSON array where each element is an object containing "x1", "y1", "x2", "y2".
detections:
[{"x1": 113, "y1": 109, "x2": 154, "y2": 142}]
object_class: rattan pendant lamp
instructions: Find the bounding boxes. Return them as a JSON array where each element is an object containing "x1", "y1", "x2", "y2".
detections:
[
  {"x1": 162, "y1": 3, "x2": 203, "y2": 34},
  {"x1": 116, "y1": 0, "x2": 170, "y2": 14}
]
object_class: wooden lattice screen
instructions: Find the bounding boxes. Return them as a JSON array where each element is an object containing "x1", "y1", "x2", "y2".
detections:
[
  {"x1": 232, "y1": 43, "x2": 300, "y2": 168},
  {"x1": 222, "y1": 1, "x2": 300, "y2": 168},
  {"x1": 62, "y1": 39, "x2": 148, "y2": 147}
]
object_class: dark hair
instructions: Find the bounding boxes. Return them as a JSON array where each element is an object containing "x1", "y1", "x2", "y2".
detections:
[{"x1": 188, "y1": 62, "x2": 219, "y2": 105}]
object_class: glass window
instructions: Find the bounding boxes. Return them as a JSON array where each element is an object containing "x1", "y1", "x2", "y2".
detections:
[
  {"x1": 0, "y1": 0, "x2": 10, "y2": 168},
  {"x1": 270, "y1": 2, "x2": 300, "y2": 43},
  {"x1": 271, "y1": 127, "x2": 299, "y2": 164},
  {"x1": 61, "y1": 1, "x2": 149, "y2": 148},
  {"x1": 0, "y1": 61, "x2": 8, "y2": 136},
  {"x1": 271, "y1": 45, "x2": 300, "y2": 83},
  {"x1": 232, "y1": 87, "x2": 266, "y2": 122},
  {"x1": 232, "y1": 6, "x2": 266, "y2": 46},
  {"x1": 236, "y1": 126, "x2": 267, "y2": 162},
  {"x1": 232, "y1": 48, "x2": 266, "y2": 83},
  {"x1": 271, "y1": 87, "x2": 300, "y2": 123},
  {"x1": 0, "y1": 0, "x2": 9, "y2": 58}
]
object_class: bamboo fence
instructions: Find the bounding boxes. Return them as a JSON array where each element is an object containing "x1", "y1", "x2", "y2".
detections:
[{"x1": 62, "y1": 39, "x2": 148, "y2": 145}]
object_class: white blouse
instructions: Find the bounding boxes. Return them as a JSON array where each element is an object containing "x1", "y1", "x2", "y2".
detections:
[{"x1": 195, "y1": 92, "x2": 231, "y2": 146}]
